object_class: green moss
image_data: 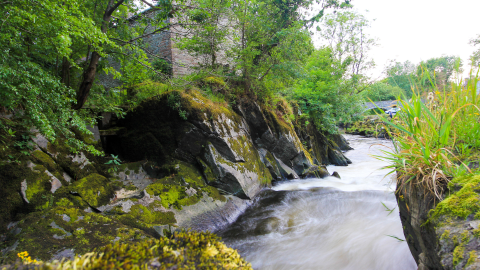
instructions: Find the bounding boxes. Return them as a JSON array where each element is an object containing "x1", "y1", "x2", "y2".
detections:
[
  {"x1": 197, "y1": 158, "x2": 216, "y2": 184},
  {"x1": 68, "y1": 173, "x2": 114, "y2": 208},
  {"x1": 431, "y1": 175, "x2": 480, "y2": 222},
  {"x1": 203, "y1": 185, "x2": 226, "y2": 202},
  {"x1": 0, "y1": 206, "x2": 150, "y2": 262},
  {"x1": 32, "y1": 150, "x2": 57, "y2": 172},
  {"x1": 5, "y1": 230, "x2": 252, "y2": 269},
  {"x1": 461, "y1": 230, "x2": 470, "y2": 243},
  {"x1": 25, "y1": 166, "x2": 50, "y2": 201},
  {"x1": 145, "y1": 181, "x2": 199, "y2": 209},
  {"x1": 55, "y1": 198, "x2": 74, "y2": 207},
  {"x1": 175, "y1": 160, "x2": 205, "y2": 187},
  {"x1": 453, "y1": 245, "x2": 465, "y2": 266},
  {"x1": 116, "y1": 204, "x2": 176, "y2": 235},
  {"x1": 473, "y1": 226, "x2": 480, "y2": 238},
  {"x1": 467, "y1": 250, "x2": 478, "y2": 266},
  {"x1": 440, "y1": 230, "x2": 450, "y2": 240}
]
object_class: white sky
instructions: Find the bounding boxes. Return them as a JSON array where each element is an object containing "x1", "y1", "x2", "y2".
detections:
[{"x1": 313, "y1": 0, "x2": 480, "y2": 80}]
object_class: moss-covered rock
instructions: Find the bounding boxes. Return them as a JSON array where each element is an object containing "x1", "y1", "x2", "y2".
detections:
[
  {"x1": 0, "y1": 206, "x2": 151, "y2": 262},
  {"x1": 68, "y1": 173, "x2": 114, "y2": 208},
  {"x1": 345, "y1": 115, "x2": 389, "y2": 138},
  {"x1": 3, "y1": 230, "x2": 252, "y2": 269},
  {"x1": 397, "y1": 173, "x2": 480, "y2": 269}
]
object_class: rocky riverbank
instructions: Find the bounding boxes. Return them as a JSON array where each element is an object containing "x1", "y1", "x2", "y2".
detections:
[
  {"x1": 397, "y1": 173, "x2": 480, "y2": 270},
  {"x1": 0, "y1": 89, "x2": 351, "y2": 263}
]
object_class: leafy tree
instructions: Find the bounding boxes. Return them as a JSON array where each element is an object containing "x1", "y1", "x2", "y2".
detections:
[
  {"x1": 416, "y1": 56, "x2": 462, "y2": 91},
  {"x1": 317, "y1": 10, "x2": 377, "y2": 91},
  {"x1": 0, "y1": 0, "x2": 186, "y2": 153},
  {"x1": 470, "y1": 34, "x2": 480, "y2": 67},
  {"x1": 229, "y1": 0, "x2": 351, "y2": 91},
  {"x1": 384, "y1": 60, "x2": 417, "y2": 98},
  {"x1": 291, "y1": 47, "x2": 363, "y2": 134},
  {"x1": 359, "y1": 82, "x2": 406, "y2": 101},
  {"x1": 175, "y1": 0, "x2": 233, "y2": 69}
]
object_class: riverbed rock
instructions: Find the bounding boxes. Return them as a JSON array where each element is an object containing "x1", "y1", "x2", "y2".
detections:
[
  {"x1": 345, "y1": 115, "x2": 389, "y2": 138},
  {"x1": 397, "y1": 174, "x2": 480, "y2": 269}
]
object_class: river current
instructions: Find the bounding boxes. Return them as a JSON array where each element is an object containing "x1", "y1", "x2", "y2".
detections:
[{"x1": 218, "y1": 135, "x2": 417, "y2": 270}]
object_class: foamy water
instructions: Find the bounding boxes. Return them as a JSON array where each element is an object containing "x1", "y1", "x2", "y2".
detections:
[{"x1": 218, "y1": 135, "x2": 417, "y2": 270}]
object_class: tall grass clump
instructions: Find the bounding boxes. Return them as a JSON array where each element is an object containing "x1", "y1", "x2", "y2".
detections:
[{"x1": 381, "y1": 68, "x2": 480, "y2": 199}]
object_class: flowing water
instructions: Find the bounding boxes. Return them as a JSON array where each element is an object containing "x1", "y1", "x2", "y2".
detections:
[{"x1": 218, "y1": 135, "x2": 417, "y2": 270}]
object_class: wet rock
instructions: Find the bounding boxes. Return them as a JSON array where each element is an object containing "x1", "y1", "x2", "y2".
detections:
[
  {"x1": 203, "y1": 142, "x2": 264, "y2": 199},
  {"x1": 328, "y1": 148, "x2": 352, "y2": 166},
  {"x1": 301, "y1": 165, "x2": 330, "y2": 179},
  {"x1": 258, "y1": 148, "x2": 282, "y2": 181},
  {"x1": 331, "y1": 171, "x2": 341, "y2": 179},
  {"x1": 275, "y1": 157, "x2": 299, "y2": 180}
]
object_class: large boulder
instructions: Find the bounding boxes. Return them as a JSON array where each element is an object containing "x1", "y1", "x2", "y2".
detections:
[{"x1": 114, "y1": 90, "x2": 272, "y2": 199}]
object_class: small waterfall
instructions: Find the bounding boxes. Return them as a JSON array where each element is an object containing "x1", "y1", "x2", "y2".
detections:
[{"x1": 218, "y1": 135, "x2": 417, "y2": 270}]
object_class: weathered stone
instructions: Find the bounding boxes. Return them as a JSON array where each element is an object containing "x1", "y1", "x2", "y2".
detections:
[
  {"x1": 331, "y1": 171, "x2": 341, "y2": 179},
  {"x1": 291, "y1": 151, "x2": 313, "y2": 176},
  {"x1": 275, "y1": 156, "x2": 299, "y2": 180},
  {"x1": 301, "y1": 165, "x2": 330, "y2": 179},
  {"x1": 258, "y1": 148, "x2": 282, "y2": 181},
  {"x1": 202, "y1": 143, "x2": 264, "y2": 199},
  {"x1": 328, "y1": 148, "x2": 352, "y2": 166}
]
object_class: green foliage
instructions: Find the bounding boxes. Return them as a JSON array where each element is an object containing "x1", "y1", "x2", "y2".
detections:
[
  {"x1": 359, "y1": 82, "x2": 406, "y2": 101},
  {"x1": 385, "y1": 60, "x2": 417, "y2": 98},
  {"x1": 378, "y1": 67, "x2": 480, "y2": 199},
  {"x1": 318, "y1": 10, "x2": 377, "y2": 90},
  {"x1": 0, "y1": 53, "x2": 100, "y2": 155},
  {"x1": 167, "y1": 92, "x2": 188, "y2": 120},
  {"x1": 416, "y1": 55, "x2": 463, "y2": 91},
  {"x1": 290, "y1": 47, "x2": 363, "y2": 134},
  {"x1": 104, "y1": 154, "x2": 122, "y2": 174},
  {"x1": 152, "y1": 59, "x2": 173, "y2": 76}
]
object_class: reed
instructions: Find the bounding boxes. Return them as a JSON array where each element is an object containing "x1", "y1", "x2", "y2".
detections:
[{"x1": 377, "y1": 67, "x2": 480, "y2": 199}]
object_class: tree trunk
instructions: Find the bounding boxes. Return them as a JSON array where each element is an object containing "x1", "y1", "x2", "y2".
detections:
[
  {"x1": 61, "y1": 57, "x2": 70, "y2": 88},
  {"x1": 74, "y1": 52, "x2": 101, "y2": 110},
  {"x1": 73, "y1": 0, "x2": 122, "y2": 110}
]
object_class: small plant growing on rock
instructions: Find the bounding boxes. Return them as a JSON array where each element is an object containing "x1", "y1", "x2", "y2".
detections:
[
  {"x1": 17, "y1": 251, "x2": 37, "y2": 264},
  {"x1": 104, "y1": 154, "x2": 121, "y2": 174}
]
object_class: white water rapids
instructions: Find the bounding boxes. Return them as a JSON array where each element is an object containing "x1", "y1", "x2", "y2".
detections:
[{"x1": 218, "y1": 135, "x2": 417, "y2": 270}]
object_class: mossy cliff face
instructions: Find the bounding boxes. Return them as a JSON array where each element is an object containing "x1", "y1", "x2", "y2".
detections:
[
  {"x1": 234, "y1": 97, "x2": 349, "y2": 180},
  {"x1": 0, "y1": 122, "x2": 111, "y2": 234},
  {"x1": 397, "y1": 174, "x2": 480, "y2": 270},
  {"x1": 289, "y1": 108, "x2": 352, "y2": 167}
]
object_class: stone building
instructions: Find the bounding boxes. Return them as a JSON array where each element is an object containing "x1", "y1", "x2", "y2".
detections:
[{"x1": 99, "y1": 6, "x2": 234, "y2": 90}]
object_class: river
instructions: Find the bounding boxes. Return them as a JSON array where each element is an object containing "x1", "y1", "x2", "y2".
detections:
[{"x1": 217, "y1": 135, "x2": 417, "y2": 270}]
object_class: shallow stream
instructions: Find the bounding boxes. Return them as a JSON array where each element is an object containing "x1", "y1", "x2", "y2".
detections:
[{"x1": 218, "y1": 135, "x2": 417, "y2": 270}]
